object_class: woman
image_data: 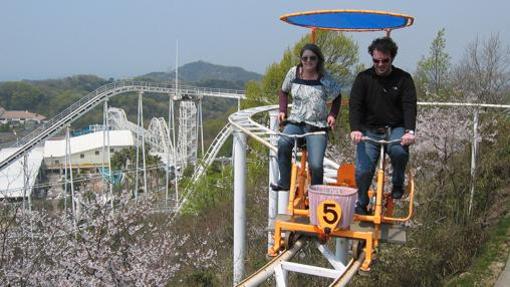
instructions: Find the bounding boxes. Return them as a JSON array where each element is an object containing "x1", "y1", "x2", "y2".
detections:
[{"x1": 271, "y1": 43, "x2": 342, "y2": 191}]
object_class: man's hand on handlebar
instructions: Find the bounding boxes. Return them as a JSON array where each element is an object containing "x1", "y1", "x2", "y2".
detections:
[
  {"x1": 401, "y1": 132, "x2": 416, "y2": 146},
  {"x1": 350, "y1": 131, "x2": 363, "y2": 144},
  {"x1": 351, "y1": 131, "x2": 416, "y2": 146}
]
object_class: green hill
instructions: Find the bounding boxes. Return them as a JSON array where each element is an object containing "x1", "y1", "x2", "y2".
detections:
[{"x1": 138, "y1": 60, "x2": 261, "y2": 90}]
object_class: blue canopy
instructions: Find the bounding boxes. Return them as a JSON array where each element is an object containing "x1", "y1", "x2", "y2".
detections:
[{"x1": 280, "y1": 10, "x2": 414, "y2": 32}]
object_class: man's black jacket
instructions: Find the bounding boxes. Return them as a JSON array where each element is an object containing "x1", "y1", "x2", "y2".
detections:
[{"x1": 349, "y1": 66, "x2": 417, "y2": 132}]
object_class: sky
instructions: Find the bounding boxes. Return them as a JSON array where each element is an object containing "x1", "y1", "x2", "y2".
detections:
[{"x1": 1, "y1": 0, "x2": 509, "y2": 81}]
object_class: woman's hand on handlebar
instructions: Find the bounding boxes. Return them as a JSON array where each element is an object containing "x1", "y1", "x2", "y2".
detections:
[
  {"x1": 350, "y1": 131, "x2": 363, "y2": 144},
  {"x1": 278, "y1": 112, "x2": 286, "y2": 123}
]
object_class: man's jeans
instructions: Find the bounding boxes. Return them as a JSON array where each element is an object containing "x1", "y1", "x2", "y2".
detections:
[
  {"x1": 277, "y1": 122, "x2": 327, "y2": 189},
  {"x1": 355, "y1": 127, "x2": 409, "y2": 208}
]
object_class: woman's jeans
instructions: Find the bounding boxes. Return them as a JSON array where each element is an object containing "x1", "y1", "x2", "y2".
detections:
[
  {"x1": 277, "y1": 122, "x2": 327, "y2": 189},
  {"x1": 355, "y1": 127, "x2": 409, "y2": 209}
]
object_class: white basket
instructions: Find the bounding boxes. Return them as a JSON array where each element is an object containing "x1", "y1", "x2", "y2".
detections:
[{"x1": 308, "y1": 185, "x2": 357, "y2": 229}]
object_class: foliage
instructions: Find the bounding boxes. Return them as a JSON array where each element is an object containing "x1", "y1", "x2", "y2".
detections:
[
  {"x1": 451, "y1": 33, "x2": 510, "y2": 104},
  {"x1": 180, "y1": 164, "x2": 233, "y2": 215},
  {"x1": 0, "y1": 193, "x2": 180, "y2": 286},
  {"x1": 444, "y1": 213, "x2": 510, "y2": 286},
  {"x1": 110, "y1": 146, "x2": 161, "y2": 171},
  {"x1": 0, "y1": 123, "x2": 11, "y2": 132},
  {"x1": 0, "y1": 81, "x2": 45, "y2": 111},
  {"x1": 415, "y1": 28, "x2": 452, "y2": 100},
  {"x1": 243, "y1": 30, "x2": 360, "y2": 109}
]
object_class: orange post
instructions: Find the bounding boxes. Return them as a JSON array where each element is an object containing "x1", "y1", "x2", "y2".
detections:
[{"x1": 310, "y1": 27, "x2": 317, "y2": 43}]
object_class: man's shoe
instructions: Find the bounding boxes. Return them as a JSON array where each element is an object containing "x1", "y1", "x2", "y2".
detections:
[
  {"x1": 391, "y1": 186, "x2": 404, "y2": 200},
  {"x1": 355, "y1": 204, "x2": 368, "y2": 215}
]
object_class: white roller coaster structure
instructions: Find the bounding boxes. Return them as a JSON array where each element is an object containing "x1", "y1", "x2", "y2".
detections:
[{"x1": 0, "y1": 80, "x2": 244, "y2": 172}]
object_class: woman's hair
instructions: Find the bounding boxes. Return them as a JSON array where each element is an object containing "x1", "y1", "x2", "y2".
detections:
[
  {"x1": 298, "y1": 43, "x2": 325, "y2": 76},
  {"x1": 368, "y1": 37, "x2": 398, "y2": 58}
]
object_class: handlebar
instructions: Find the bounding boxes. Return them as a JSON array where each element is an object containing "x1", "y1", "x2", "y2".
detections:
[
  {"x1": 271, "y1": 131, "x2": 327, "y2": 139},
  {"x1": 361, "y1": 136, "x2": 401, "y2": 145}
]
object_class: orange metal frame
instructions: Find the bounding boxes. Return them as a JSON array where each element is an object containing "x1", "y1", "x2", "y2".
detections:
[{"x1": 268, "y1": 149, "x2": 415, "y2": 271}]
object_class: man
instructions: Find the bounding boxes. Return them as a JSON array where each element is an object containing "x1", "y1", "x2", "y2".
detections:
[{"x1": 349, "y1": 37, "x2": 417, "y2": 215}]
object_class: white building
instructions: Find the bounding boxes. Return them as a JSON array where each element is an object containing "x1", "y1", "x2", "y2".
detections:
[
  {"x1": 43, "y1": 130, "x2": 134, "y2": 170},
  {"x1": 0, "y1": 147, "x2": 44, "y2": 198}
]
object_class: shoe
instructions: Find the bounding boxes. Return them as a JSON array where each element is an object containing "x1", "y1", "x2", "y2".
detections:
[
  {"x1": 355, "y1": 204, "x2": 368, "y2": 215},
  {"x1": 270, "y1": 183, "x2": 288, "y2": 191},
  {"x1": 391, "y1": 186, "x2": 404, "y2": 200}
]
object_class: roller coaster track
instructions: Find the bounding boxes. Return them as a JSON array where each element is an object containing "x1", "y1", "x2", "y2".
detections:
[
  {"x1": 236, "y1": 236, "x2": 365, "y2": 287},
  {"x1": 0, "y1": 80, "x2": 244, "y2": 172},
  {"x1": 190, "y1": 122, "x2": 232, "y2": 183},
  {"x1": 236, "y1": 238, "x2": 307, "y2": 287},
  {"x1": 175, "y1": 104, "x2": 340, "y2": 217},
  {"x1": 228, "y1": 105, "x2": 340, "y2": 181},
  {"x1": 108, "y1": 107, "x2": 181, "y2": 165},
  {"x1": 226, "y1": 105, "x2": 360, "y2": 286}
]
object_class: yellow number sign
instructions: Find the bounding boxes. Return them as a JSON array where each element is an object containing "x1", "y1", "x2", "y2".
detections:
[{"x1": 317, "y1": 200, "x2": 342, "y2": 231}]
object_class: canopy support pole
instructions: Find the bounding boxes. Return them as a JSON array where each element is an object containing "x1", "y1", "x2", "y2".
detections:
[{"x1": 310, "y1": 27, "x2": 317, "y2": 43}]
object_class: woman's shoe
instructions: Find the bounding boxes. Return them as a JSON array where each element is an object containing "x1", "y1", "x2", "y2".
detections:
[{"x1": 270, "y1": 183, "x2": 288, "y2": 191}]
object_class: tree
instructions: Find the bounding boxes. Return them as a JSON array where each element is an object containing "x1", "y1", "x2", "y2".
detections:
[
  {"x1": 243, "y1": 30, "x2": 360, "y2": 109},
  {"x1": 415, "y1": 28, "x2": 452, "y2": 100},
  {"x1": 452, "y1": 33, "x2": 510, "y2": 104},
  {"x1": 0, "y1": 193, "x2": 180, "y2": 286},
  {"x1": 0, "y1": 82, "x2": 45, "y2": 111}
]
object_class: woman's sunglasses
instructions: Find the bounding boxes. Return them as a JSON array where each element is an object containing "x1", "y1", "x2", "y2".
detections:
[{"x1": 301, "y1": 55, "x2": 318, "y2": 62}]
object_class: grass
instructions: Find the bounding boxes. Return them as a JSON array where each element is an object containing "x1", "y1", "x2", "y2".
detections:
[{"x1": 445, "y1": 212, "x2": 510, "y2": 286}]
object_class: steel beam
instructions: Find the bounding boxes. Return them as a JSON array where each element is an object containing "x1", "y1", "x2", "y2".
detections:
[{"x1": 233, "y1": 129, "x2": 247, "y2": 285}]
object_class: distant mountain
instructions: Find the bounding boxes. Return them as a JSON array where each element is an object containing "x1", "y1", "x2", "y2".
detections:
[
  {"x1": 176, "y1": 60, "x2": 262, "y2": 82},
  {"x1": 138, "y1": 61, "x2": 262, "y2": 89}
]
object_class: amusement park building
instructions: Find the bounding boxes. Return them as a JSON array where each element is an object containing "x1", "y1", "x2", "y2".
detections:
[
  {"x1": 0, "y1": 105, "x2": 46, "y2": 126},
  {"x1": 43, "y1": 130, "x2": 134, "y2": 170}
]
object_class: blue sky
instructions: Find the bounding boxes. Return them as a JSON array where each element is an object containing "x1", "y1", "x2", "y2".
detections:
[{"x1": 1, "y1": 0, "x2": 509, "y2": 81}]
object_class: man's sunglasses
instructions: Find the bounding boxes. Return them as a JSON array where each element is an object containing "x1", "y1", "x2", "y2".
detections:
[
  {"x1": 372, "y1": 58, "x2": 391, "y2": 64},
  {"x1": 301, "y1": 56, "x2": 318, "y2": 62}
]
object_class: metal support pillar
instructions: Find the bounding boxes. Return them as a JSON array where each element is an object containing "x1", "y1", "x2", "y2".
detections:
[
  {"x1": 468, "y1": 108, "x2": 479, "y2": 216},
  {"x1": 104, "y1": 101, "x2": 113, "y2": 210},
  {"x1": 26, "y1": 155, "x2": 32, "y2": 214},
  {"x1": 233, "y1": 129, "x2": 247, "y2": 285},
  {"x1": 199, "y1": 99, "x2": 204, "y2": 156},
  {"x1": 274, "y1": 114, "x2": 289, "y2": 215},
  {"x1": 171, "y1": 96, "x2": 179, "y2": 206},
  {"x1": 66, "y1": 126, "x2": 77, "y2": 230},
  {"x1": 139, "y1": 91, "x2": 148, "y2": 195},
  {"x1": 268, "y1": 111, "x2": 279, "y2": 249},
  {"x1": 165, "y1": 94, "x2": 172, "y2": 206},
  {"x1": 277, "y1": 190, "x2": 289, "y2": 215},
  {"x1": 134, "y1": 103, "x2": 140, "y2": 200},
  {"x1": 135, "y1": 92, "x2": 147, "y2": 198},
  {"x1": 22, "y1": 152, "x2": 28, "y2": 212},
  {"x1": 275, "y1": 264, "x2": 288, "y2": 287},
  {"x1": 335, "y1": 238, "x2": 349, "y2": 265}
]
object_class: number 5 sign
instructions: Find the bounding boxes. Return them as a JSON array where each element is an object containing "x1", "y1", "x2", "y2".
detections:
[{"x1": 317, "y1": 200, "x2": 342, "y2": 231}]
